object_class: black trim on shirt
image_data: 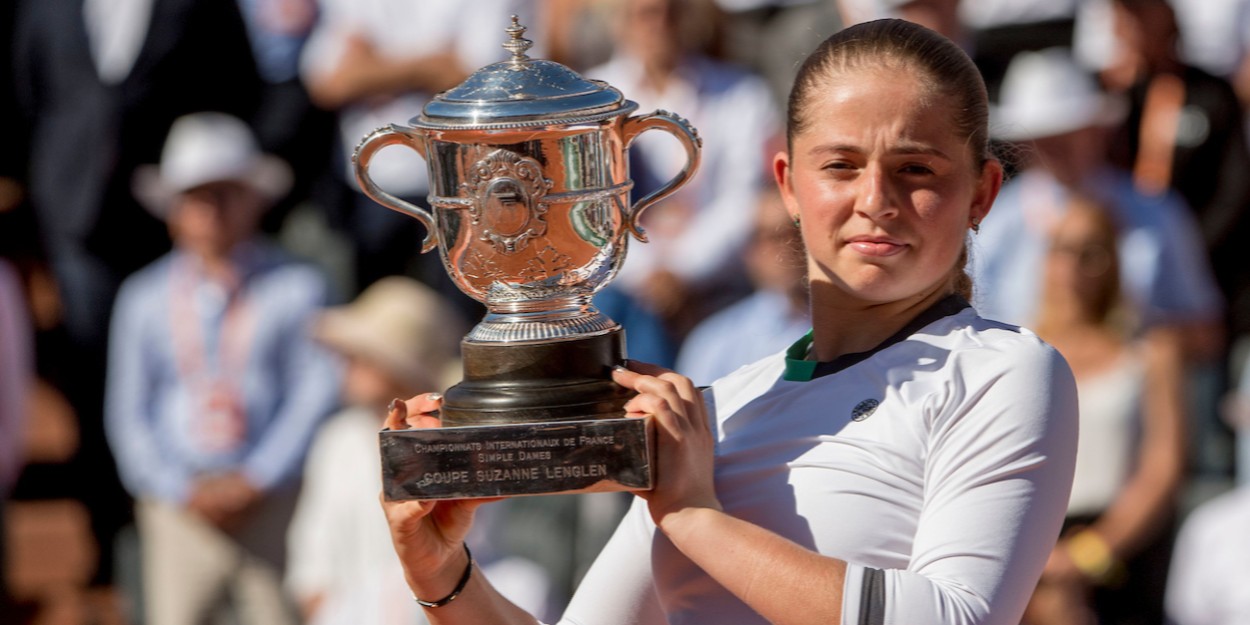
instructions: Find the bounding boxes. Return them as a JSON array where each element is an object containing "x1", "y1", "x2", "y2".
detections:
[
  {"x1": 859, "y1": 567, "x2": 887, "y2": 625},
  {"x1": 810, "y1": 294, "x2": 970, "y2": 380}
]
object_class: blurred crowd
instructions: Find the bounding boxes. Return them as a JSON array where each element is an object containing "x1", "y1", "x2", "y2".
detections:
[{"x1": 3, "y1": 0, "x2": 1250, "y2": 624}]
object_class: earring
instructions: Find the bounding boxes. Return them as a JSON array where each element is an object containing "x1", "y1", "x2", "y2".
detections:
[
  {"x1": 792, "y1": 215, "x2": 801, "y2": 229},
  {"x1": 970, "y1": 218, "x2": 981, "y2": 234}
]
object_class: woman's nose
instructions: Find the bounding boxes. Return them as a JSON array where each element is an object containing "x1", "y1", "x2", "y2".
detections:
[{"x1": 855, "y1": 165, "x2": 900, "y2": 221}]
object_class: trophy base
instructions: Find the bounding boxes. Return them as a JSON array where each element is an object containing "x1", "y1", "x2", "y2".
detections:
[{"x1": 380, "y1": 416, "x2": 653, "y2": 500}]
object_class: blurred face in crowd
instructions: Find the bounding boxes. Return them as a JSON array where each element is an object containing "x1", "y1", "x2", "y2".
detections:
[
  {"x1": 1031, "y1": 126, "x2": 1107, "y2": 188},
  {"x1": 619, "y1": 0, "x2": 683, "y2": 71},
  {"x1": 343, "y1": 354, "x2": 413, "y2": 409},
  {"x1": 1112, "y1": 0, "x2": 1179, "y2": 66},
  {"x1": 1044, "y1": 201, "x2": 1119, "y2": 316},
  {"x1": 894, "y1": 0, "x2": 962, "y2": 41},
  {"x1": 745, "y1": 191, "x2": 806, "y2": 298},
  {"x1": 168, "y1": 181, "x2": 265, "y2": 261},
  {"x1": 776, "y1": 67, "x2": 999, "y2": 307}
]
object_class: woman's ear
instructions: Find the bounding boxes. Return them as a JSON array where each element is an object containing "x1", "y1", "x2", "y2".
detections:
[
  {"x1": 971, "y1": 158, "x2": 1004, "y2": 224},
  {"x1": 773, "y1": 150, "x2": 801, "y2": 220}
]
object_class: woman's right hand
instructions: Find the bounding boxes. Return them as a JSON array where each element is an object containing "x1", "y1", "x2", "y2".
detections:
[{"x1": 380, "y1": 394, "x2": 492, "y2": 598}]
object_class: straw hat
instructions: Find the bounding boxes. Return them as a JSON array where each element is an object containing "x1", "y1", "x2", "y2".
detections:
[
  {"x1": 990, "y1": 48, "x2": 1126, "y2": 142},
  {"x1": 133, "y1": 112, "x2": 292, "y2": 217},
  {"x1": 314, "y1": 277, "x2": 464, "y2": 392}
]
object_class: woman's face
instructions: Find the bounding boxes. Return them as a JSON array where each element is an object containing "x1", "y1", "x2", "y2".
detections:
[
  {"x1": 1044, "y1": 207, "x2": 1115, "y2": 307},
  {"x1": 775, "y1": 67, "x2": 1000, "y2": 307}
]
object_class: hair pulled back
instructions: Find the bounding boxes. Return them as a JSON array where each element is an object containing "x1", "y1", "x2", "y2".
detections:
[{"x1": 787, "y1": 19, "x2": 991, "y2": 169}]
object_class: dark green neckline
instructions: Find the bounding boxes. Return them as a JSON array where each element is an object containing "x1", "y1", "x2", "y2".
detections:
[{"x1": 782, "y1": 294, "x2": 970, "y2": 382}]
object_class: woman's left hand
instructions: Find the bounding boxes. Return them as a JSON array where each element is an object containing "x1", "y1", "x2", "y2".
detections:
[{"x1": 612, "y1": 361, "x2": 721, "y2": 527}]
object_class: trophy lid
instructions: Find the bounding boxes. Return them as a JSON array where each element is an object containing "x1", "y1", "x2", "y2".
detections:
[{"x1": 413, "y1": 16, "x2": 638, "y2": 130}]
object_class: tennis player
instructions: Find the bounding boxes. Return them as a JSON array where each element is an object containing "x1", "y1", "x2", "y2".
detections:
[{"x1": 382, "y1": 18, "x2": 1078, "y2": 625}]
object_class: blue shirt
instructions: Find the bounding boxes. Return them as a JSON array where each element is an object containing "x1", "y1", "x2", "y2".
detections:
[
  {"x1": 105, "y1": 242, "x2": 341, "y2": 502},
  {"x1": 972, "y1": 167, "x2": 1222, "y2": 328}
]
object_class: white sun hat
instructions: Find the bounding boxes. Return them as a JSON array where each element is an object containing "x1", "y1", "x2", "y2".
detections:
[
  {"x1": 313, "y1": 277, "x2": 465, "y2": 392},
  {"x1": 990, "y1": 47, "x2": 1127, "y2": 142},
  {"x1": 133, "y1": 112, "x2": 292, "y2": 217}
]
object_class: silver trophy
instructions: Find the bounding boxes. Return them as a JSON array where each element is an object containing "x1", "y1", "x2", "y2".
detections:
[{"x1": 354, "y1": 17, "x2": 701, "y2": 499}]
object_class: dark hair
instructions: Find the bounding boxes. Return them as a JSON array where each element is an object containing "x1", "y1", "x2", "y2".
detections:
[{"x1": 787, "y1": 19, "x2": 991, "y2": 169}]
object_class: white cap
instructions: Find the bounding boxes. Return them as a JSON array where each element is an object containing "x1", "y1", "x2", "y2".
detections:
[
  {"x1": 990, "y1": 47, "x2": 1126, "y2": 142},
  {"x1": 133, "y1": 112, "x2": 292, "y2": 217}
]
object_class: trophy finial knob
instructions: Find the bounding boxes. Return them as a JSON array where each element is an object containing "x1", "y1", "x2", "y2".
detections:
[{"x1": 502, "y1": 15, "x2": 533, "y2": 63}]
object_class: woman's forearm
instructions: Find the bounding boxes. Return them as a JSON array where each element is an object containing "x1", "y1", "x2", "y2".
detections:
[{"x1": 659, "y1": 506, "x2": 847, "y2": 625}]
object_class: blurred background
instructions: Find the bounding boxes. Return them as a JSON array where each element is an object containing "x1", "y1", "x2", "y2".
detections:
[{"x1": 3, "y1": 0, "x2": 1250, "y2": 624}]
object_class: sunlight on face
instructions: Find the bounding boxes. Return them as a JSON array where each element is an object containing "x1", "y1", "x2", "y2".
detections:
[{"x1": 775, "y1": 67, "x2": 999, "y2": 307}]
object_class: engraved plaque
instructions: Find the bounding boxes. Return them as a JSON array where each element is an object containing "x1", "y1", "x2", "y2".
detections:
[{"x1": 380, "y1": 417, "x2": 654, "y2": 500}]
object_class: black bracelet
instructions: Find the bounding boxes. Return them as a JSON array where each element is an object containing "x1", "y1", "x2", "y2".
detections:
[{"x1": 414, "y1": 544, "x2": 473, "y2": 609}]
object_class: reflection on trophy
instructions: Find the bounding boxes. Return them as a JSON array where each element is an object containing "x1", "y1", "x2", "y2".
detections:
[{"x1": 353, "y1": 17, "x2": 701, "y2": 500}]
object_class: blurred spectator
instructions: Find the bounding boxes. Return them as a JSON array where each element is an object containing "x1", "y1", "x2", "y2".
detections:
[
  {"x1": 594, "y1": 288, "x2": 679, "y2": 369},
  {"x1": 973, "y1": 48, "x2": 1222, "y2": 340},
  {"x1": 1169, "y1": 0, "x2": 1250, "y2": 84},
  {"x1": 958, "y1": 0, "x2": 1081, "y2": 100},
  {"x1": 1023, "y1": 198, "x2": 1186, "y2": 625},
  {"x1": 676, "y1": 189, "x2": 809, "y2": 386},
  {"x1": 0, "y1": 259, "x2": 33, "y2": 607},
  {"x1": 542, "y1": 0, "x2": 618, "y2": 71},
  {"x1": 11, "y1": 0, "x2": 263, "y2": 587},
  {"x1": 879, "y1": 0, "x2": 967, "y2": 44},
  {"x1": 104, "y1": 113, "x2": 340, "y2": 625},
  {"x1": 236, "y1": 0, "x2": 337, "y2": 233},
  {"x1": 1165, "y1": 367, "x2": 1250, "y2": 625},
  {"x1": 300, "y1": 0, "x2": 534, "y2": 309},
  {"x1": 751, "y1": 1, "x2": 844, "y2": 107},
  {"x1": 1102, "y1": 0, "x2": 1250, "y2": 367},
  {"x1": 589, "y1": 0, "x2": 780, "y2": 336},
  {"x1": 287, "y1": 276, "x2": 551, "y2": 625},
  {"x1": 0, "y1": 259, "x2": 31, "y2": 501}
]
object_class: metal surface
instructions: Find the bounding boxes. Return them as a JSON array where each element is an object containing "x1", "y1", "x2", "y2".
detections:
[
  {"x1": 418, "y1": 17, "x2": 634, "y2": 129},
  {"x1": 351, "y1": 17, "x2": 701, "y2": 345},
  {"x1": 380, "y1": 416, "x2": 654, "y2": 500}
]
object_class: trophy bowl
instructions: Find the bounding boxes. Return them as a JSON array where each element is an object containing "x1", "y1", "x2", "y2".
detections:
[{"x1": 353, "y1": 17, "x2": 700, "y2": 499}]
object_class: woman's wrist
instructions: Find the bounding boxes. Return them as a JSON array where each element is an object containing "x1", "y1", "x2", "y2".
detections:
[
  {"x1": 405, "y1": 543, "x2": 473, "y2": 602},
  {"x1": 655, "y1": 503, "x2": 723, "y2": 540},
  {"x1": 413, "y1": 544, "x2": 474, "y2": 608}
]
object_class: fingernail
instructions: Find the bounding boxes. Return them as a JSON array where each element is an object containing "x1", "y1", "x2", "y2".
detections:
[
  {"x1": 426, "y1": 392, "x2": 443, "y2": 401},
  {"x1": 613, "y1": 365, "x2": 629, "y2": 372},
  {"x1": 388, "y1": 398, "x2": 407, "y2": 416}
]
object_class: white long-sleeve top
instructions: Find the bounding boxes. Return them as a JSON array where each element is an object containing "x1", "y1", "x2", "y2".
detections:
[{"x1": 556, "y1": 305, "x2": 1078, "y2": 625}]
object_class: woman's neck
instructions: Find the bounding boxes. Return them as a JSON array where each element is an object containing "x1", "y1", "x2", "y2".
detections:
[{"x1": 807, "y1": 281, "x2": 951, "y2": 361}]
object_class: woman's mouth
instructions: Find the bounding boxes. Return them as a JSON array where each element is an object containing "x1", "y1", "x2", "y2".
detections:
[{"x1": 846, "y1": 236, "x2": 907, "y2": 257}]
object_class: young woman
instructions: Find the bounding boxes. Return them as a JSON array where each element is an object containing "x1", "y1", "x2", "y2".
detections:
[
  {"x1": 1024, "y1": 198, "x2": 1186, "y2": 625},
  {"x1": 381, "y1": 19, "x2": 1078, "y2": 625}
]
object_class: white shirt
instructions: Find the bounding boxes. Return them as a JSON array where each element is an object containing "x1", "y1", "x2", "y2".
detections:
[
  {"x1": 1067, "y1": 353, "x2": 1145, "y2": 516},
  {"x1": 587, "y1": 55, "x2": 779, "y2": 288},
  {"x1": 558, "y1": 306, "x2": 1079, "y2": 625},
  {"x1": 83, "y1": 0, "x2": 154, "y2": 84},
  {"x1": 1166, "y1": 488, "x2": 1250, "y2": 625},
  {"x1": 301, "y1": 0, "x2": 534, "y2": 196}
]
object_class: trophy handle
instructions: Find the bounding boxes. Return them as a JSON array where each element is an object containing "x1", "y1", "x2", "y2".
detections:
[
  {"x1": 621, "y1": 110, "x2": 702, "y2": 243},
  {"x1": 352, "y1": 125, "x2": 439, "y2": 253}
]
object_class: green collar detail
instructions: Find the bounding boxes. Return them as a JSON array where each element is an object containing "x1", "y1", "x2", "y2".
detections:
[{"x1": 783, "y1": 330, "x2": 817, "y2": 382}]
